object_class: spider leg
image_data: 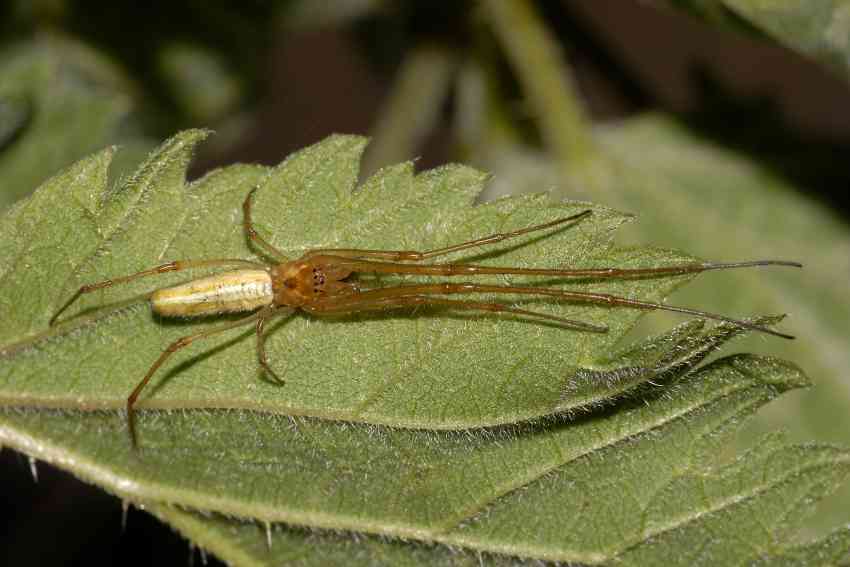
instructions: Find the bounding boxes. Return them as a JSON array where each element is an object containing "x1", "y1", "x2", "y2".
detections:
[
  {"x1": 305, "y1": 295, "x2": 607, "y2": 332},
  {"x1": 50, "y1": 258, "x2": 266, "y2": 326},
  {"x1": 418, "y1": 298, "x2": 607, "y2": 332},
  {"x1": 310, "y1": 257, "x2": 801, "y2": 281},
  {"x1": 127, "y1": 311, "x2": 264, "y2": 449},
  {"x1": 243, "y1": 186, "x2": 289, "y2": 262},
  {"x1": 255, "y1": 306, "x2": 294, "y2": 384},
  {"x1": 301, "y1": 210, "x2": 592, "y2": 261},
  {"x1": 306, "y1": 282, "x2": 792, "y2": 339}
]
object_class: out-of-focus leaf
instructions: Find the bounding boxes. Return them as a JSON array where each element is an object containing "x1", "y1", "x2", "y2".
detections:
[
  {"x1": 361, "y1": 45, "x2": 456, "y2": 179},
  {"x1": 284, "y1": 0, "x2": 385, "y2": 29},
  {"x1": 595, "y1": 115, "x2": 850, "y2": 447},
  {"x1": 157, "y1": 42, "x2": 243, "y2": 124},
  {"x1": 0, "y1": 38, "x2": 137, "y2": 209},
  {"x1": 3, "y1": 2, "x2": 285, "y2": 133},
  {"x1": 668, "y1": 0, "x2": 850, "y2": 81}
]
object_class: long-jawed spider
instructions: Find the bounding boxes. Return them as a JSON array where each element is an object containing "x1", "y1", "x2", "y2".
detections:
[{"x1": 49, "y1": 188, "x2": 801, "y2": 447}]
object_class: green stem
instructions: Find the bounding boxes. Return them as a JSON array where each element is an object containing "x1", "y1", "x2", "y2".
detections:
[
  {"x1": 483, "y1": 0, "x2": 603, "y2": 190},
  {"x1": 361, "y1": 45, "x2": 456, "y2": 179}
]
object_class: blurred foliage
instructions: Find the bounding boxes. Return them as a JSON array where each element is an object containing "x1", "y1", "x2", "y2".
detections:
[
  {"x1": 667, "y1": 0, "x2": 850, "y2": 82},
  {"x1": 0, "y1": 38, "x2": 148, "y2": 208},
  {"x1": 0, "y1": 0, "x2": 280, "y2": 134}
]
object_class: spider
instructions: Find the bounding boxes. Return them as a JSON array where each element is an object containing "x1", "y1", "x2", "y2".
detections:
[{"x1": 49, "y1": 188, "x2": 800, "y2": 447}]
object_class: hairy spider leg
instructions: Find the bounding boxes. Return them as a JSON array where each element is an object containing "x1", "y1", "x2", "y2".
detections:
[
  {"x1": 315, "y1": 257, "x2": 802, "y2": 281},
  {"x1": 304, "y1": 282, "x2": 793, "y2": 339},
  {"x1": 244, "y1": 186, "x2": 289, "y2": 261},
  {"x1": 52, "y1": 185, "x2": 288, "y2": 326},
  {"x1": 303, "y1": 294, "x2": 608, "y2": 332},
  {"x1": 49, "y1": 259, "x2": 267, "y2": 326},
  {"x1": 126, "y1": 306, "x2": 291, "y2": 448},
  {"x1": 301, "y1": 210, "x2": 594, "y2": 262},
  {"x1": 256, "y1": 307, "x2": 293, "y2": 384}
]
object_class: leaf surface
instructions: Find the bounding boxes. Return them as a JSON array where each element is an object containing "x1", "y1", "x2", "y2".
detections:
[
  {"x1": 1, "y1": 134, "x2": 847, "y2": 564},
  {"x1": 3, "y1": 355, "x2": 846, "y2": 564},
  {"x1": 149, "y1": 503, "x2": 850, "y2": 567},
  {"x1": 0, "y1": 132, "x2": 747, "y2": 428},
  {"x1": 479, "y1": 115, "x2": 850, "y2": 449},
  {"x1": 593, "y1": 116, "x2": 850, "y2": 458}
]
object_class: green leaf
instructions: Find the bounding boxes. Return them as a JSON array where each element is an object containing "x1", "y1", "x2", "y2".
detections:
[
  {"x1": 1, "y1": 133, "x2": 847, "y2": 564},
  {"x1": 283, "y1": 0, "x2": 384, "y2": 30},
  {"x1": 0, "y1": 132, "x2": 755, "y2": 429},
  {"x1": 148, "y1": 504, "x2": 500, "y2": 567},
  {"x1": 149, "y1": 502, "x2": 850, "y2": 566},
  {"x1": 476, "y1": 113, "x2": 850, "y2": 536},
  {"x1": 157, "y1": 42, "x2": 243, "y2": 124},
  {"x1": 0, "y1": 38, "x2": 139, "y2": 209},
  {"x1": 2, "y1": 356, "x2": 845, "y2": 564},
  {"x1": 480, "y1": 114, "x2": 850, "y2": 437},
  {"x1": 0, "y1": 146, "x2": 114, "y2": 340},
  {"x1": 668, "y1": 0, "x2": 850, "y2": 81},
  {"x1": 594, "y1": 116, "x2": 850, "y2": 444},
  {"x1": 753, "y1": 527, "x2": 850, "y2": 566}
]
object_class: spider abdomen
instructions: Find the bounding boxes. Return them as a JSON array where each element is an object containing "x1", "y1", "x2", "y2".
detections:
[{"x1": 151, "y1": 269, "x2": 273, "y2": 317}]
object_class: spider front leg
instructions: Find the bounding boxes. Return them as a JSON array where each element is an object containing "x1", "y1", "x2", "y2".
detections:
[
  {"x1": 243, "y1": 187, "x2": 289, "y2": 262},
  {"x1": 300, "y1": 210, "x2": 592, "y2": 262}
]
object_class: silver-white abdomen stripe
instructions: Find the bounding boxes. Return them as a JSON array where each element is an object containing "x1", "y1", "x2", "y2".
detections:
[{"x1": 151, "y1": 269, "x2": 274, "y2": 317}]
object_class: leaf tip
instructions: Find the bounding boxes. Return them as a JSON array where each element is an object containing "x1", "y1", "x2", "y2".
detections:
[
  {"x1": 416, "y1": 163, "x2": 491, "y2": 202},
  {"x1": 730, "y1": 354, "x2": 811, "y2": 392}
]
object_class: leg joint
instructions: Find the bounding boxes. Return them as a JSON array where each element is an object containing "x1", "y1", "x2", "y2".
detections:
[
  {"x1": 83, "y1": 280, "x2": 111, "y2": 292},
  {"x1": 168, "y1": 336, "x2": 194, "y2": 351}
]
